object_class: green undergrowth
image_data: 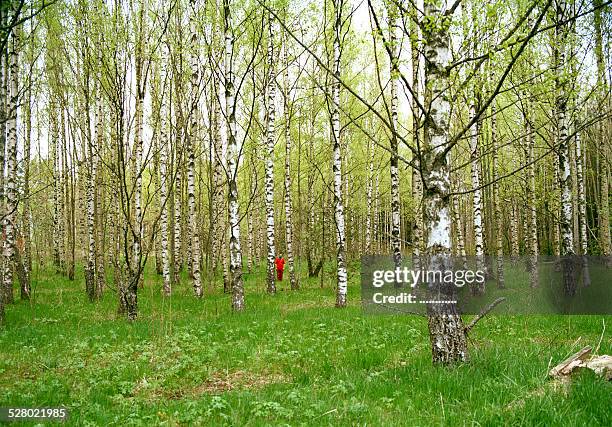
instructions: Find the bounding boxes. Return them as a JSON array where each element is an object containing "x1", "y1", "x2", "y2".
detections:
[{"x1": 0, "y1": 261, "x2": 610, "y2": 426}]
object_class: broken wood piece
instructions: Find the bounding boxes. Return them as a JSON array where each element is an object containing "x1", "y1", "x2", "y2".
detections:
[
  {"x1": 581, "y1": 355, "x2": 612, "y2": 381},
  {"x1": 549, "y1": 346, "x2": 592, "y2": 378}
]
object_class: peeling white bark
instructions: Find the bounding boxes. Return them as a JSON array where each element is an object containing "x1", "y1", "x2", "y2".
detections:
[{"x1": 422, "y1": 0, "x2": 467, "y2": 365}]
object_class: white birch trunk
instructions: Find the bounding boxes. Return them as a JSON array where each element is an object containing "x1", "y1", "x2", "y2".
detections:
[
  {"x1": 365, "y1": 140, "x2": 374, "y2": 252},
  {"x1": 224, "y1": 0, "x2": 245, "y2": 310},
  {"x1": 264, "y1": 14, "x2": 277, "y2": 294},
  {"x1": 524, "y1": 100, "x2": 539, "y2": 288},
  {"x1": 422, "y1": 0, "x2": 467, "y2": 365},
  {"x1": 160, "y1": 43, "x2": 172, "y2": 296},
  {"x1": 85, "y1": 78, "x2": 99, "y2": 301},
  {"x1": 133, "y1": 5, "x2": 145, "y2": 290},
  {"x1": 491, "y1": 101, "x2": 505, "y2": 288},
  {"x1": 95, "y1": 70, "x2": 105, "y2": 298},
  {"x1": 2, "y1": 23, "x2": 19, "y2": 302},
  {"x1": 332, "y1": 0, "x2": 347, "y2": 307},
  {"x1": 283, "y1": 31, "x2": 297, "y2": 290},
  {"x1": 389, "y1": 1, "x2": 402, "y2": 270},
  {"x1": 556, "y1": 0, "x2": 576, "y2": 295},
  {"x1": 575, "y1": 128, "x2": 590, "y2": 285},
  {"x1": 189, "y1": 0, "x2": 202, "y2": 297}
]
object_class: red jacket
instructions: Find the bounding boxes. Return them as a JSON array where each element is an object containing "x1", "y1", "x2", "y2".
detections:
[{"x1": 275, "y1": 257, "x2": 285, "y2": 271}]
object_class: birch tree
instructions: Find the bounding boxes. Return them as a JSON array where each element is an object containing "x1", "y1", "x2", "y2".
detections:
[
  {"x1": 132, "y1": 0, "x2": 145, "y2": 291},
  {"x1": 2, "y1": 9, "x2": 19, "y2": 303},
  {"x1": 188, "y1": 0, "x2": 202, "y2": 297},
  {"x1": 264, "y1": 9, "x2": 277, "y2": 294},
  {"x1": 160, "y1": 41, "x2": 172, "y2": 296},
  {"x1": 282, "y1": 26, "x2": 297, "y2": 290},
  {"x1": 421, "y1": 0, "x2": 468, "y2": 364},
  {"x1": 469, "y1": 2, "x2": 485, "y2": 294},
  {"x1": 331, "y1": 0, "x2": 347, "y2": 308},
  {"x1": 555, "y1": 0, "x2": 576, "y2": 295},
  {"x1": 388, "y1": 0, "x2": 401, "y2": 271},
  {"x1": 593, "y1": 0, "x2": 610, "y2": 262},
  {"x1": 224, "y1": 0, "x2": 245, "y2": 310}
]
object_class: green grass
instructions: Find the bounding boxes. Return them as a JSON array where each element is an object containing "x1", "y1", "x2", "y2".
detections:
[{"x1": 0, "y1": 260, "x2": 610, "y2": 426}]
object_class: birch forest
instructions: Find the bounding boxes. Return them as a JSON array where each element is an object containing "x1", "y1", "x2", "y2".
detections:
[{"x1": 0, "y1": 0, "x2": 611, "y2": 424}]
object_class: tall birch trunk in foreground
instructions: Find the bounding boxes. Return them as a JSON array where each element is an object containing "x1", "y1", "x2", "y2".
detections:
[
  {"x1": 283, "y1": 30, "x2": 298, "y2": 290},
  {"x1": 332, "y1": 0, "x2": 347, "y2": 308},
  {"x1": 264, "y1": 13, "x2": 277, "y2": 294},
  {"x1": 224, "y1": 0, "x2": 245, "y2": 310},
  {"x1": 188, "y1": 0, "x2": 202, "y2": 297},
  {"x1": 422, "y1": 0, "x2": 467, "y2": 364}
]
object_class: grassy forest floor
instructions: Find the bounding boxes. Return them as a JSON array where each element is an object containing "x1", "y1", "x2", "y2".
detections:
[{"x1": 0, "y1": 261, "x2": 611, "y2": 426}]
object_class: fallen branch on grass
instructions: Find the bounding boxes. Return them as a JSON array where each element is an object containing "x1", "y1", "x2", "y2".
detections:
[
  {"x1": 464, "y1": 297, "x2": 506, "y2": 334},
  {"x1": 549, "y1": 345, "x2": 612, "y2": 381}
]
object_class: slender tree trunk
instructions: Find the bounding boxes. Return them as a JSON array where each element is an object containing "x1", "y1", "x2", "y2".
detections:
[
  {"x1": 51, "y1": 101, "x2": 62, "y2": 272},
  {"x1": 451, "y1": 178, "x2": 467, "y2": 268},
  {"x1": 264, "y1": 13, "x2": 277, "y2": 294},
  {"x1": 173, "y1": 121, "x2": 184, "y2": 286},
  {"x1": 468, "y1": 2, "x2": 485, "y2": 293},
  {"x1": 388, "y1": 1, "x2": 402, "y2": 271},
  {"x1": 0, "y1": 8, "x2": 7, "y2": 258},
  {"x1": 85, "y1": 81, "x2": 98, "y2": 301},
  {"x1": 151, "y1": 63, "x2": 163, "y2": 276},
  {"x1": 224, "y1": 0, "x2": 245, "y2": 310},
  {"x1": 365, "y1": 139, "x2": 374, "y2": 252},
  {"x1": 2, "y1": 22, "x2": 19, "y2": 303},
  {"x1": 411, "y1": 6, "x2": 424, "y2": 268},
  {"x1": 524, "y1": 98, "x2": 539, "y2": 287},
  {"x1": 575, "y1": 128, "x2": 590, "y2": 285},
  {"x1": 594, "y1": 0, "x2": 610, "y2": 262},
  {"x1": 160, "y1": 42, "x2": 172, "y2": 296},
  {"x1": 94, "y1": 74, "x2": 106, "y2": 298},
  {"x1": 555, "y1": 0, "x2": 576, "y2": 295},
  {"x1": 132, "y1": 2, "x2": 145, "y2": 290},
  {"x1": 509, "y1": 202, "x2": 519, "y2": 261},
  {"x1": 21, "y1": 20, "x2": 33, "y2": 298},
  {"x1": 332, "y1": 0, "x2": 347, "y2": 308},
  {"x1": 283, "y1": 29, "x2": 298, "y2": 290},
  {"x1": 188, "y1": 0, "x2": 202, "y2": 297},
  {"x1": 491, "y1": 101, "x2": 505, "y2": 288}
]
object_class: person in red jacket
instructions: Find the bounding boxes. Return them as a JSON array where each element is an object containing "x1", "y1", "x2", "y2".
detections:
[{"x1": 275, "y1": 254, "x2": 285, "y2": 281}]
